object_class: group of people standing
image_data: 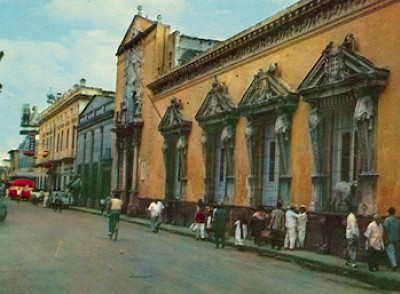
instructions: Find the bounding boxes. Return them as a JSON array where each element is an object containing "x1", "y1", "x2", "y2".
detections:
[
  {"x1": 346, "y1": 206, "x2": 400, "y2": 272},
  {"x1": 189, "y1": 200, "x2": 308, "y2": 252},
  {"x1": 249, "y1": 202, "x2": 308, "y2": 250},
  {"x1": 192, "y1": 201, "x2": 229, "y2": 249}
]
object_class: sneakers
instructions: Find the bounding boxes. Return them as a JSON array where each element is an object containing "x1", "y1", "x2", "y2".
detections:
[{"x1": 345, "y1": 262, "x2": 357, "y2": 268}]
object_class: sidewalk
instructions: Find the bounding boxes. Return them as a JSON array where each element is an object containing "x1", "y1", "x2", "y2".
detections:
[{"x1": 70, "y1": 206, "x2": 400, "y2": 291}]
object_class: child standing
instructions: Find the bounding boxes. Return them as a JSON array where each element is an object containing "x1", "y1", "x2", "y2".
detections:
[
  {"x1": 195, "y1": 207, "x2": 206, "y2": 240},
  {"x1": 235, "y1": 215, "x2": 248, "y2": 251}
]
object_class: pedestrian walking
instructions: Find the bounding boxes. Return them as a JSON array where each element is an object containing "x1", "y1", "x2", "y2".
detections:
[
  {"x1": 54, "y1": 192, "x2": 63, "y2": 213},
  {"x1": 383, "y1": 207, "x2": 400, "y2": 271},
  {"x1": 284, "y1": 203, "x2": 299, "y2": 250},
  {"x1": 297, "y1": 205, "x2": 308, "y2": 249},
  {"x1": 205, "y1": 204, "x2": 214, "y2": 238},
  {"x1": 147, "y1": 199, "x2": 165, "y2": 233},
  {"x1": 43, "y1": 191, "x2": 49, "y2": 207},
  {"x1": 234, "y1": 215, "x2": 248, "y2": 251},
  {"x1": 213, "y1": 203, "x2": 228, "y2": 249},
  {"x1": 250, "y1": 205, "x2": 267, "y2": 246},
  {"x1": 268, "y1": 201, "x2": 285, "y2": 250},
  {"x1": 345, "y1": 205, "x2": 360, "y2": 268},
  {"x1": 195, "y1": 206, "x2": 206, "y2": 241},
  {"x1": 364, "y1": 214, "x2": 385, "y2": 272},
  {"x1": 196, "y1": 199, "x2": 205, "y2": 212},
  {"x1": 16, "y1": 187, "x2": 22, "y2": 204},
  {"x1": 108, "y1": 194, "x2": 123, "y2": 237},
  {"x1": 100, "y1": 195, "x2": 111, "y2": 215}
]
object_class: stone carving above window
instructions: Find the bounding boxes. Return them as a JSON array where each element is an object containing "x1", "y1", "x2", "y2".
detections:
[
  {"x1": 299, "y1": 34, "x2": 389, "y2": 101},
  {"x1": 299, "y1": 35, "x2": 390, "y2": 214},
  {"x1": 195, "y1": 78, "x2": 237, "y2": 125},
  {"x1": 238, "y1": 64, "x2": 299, "y2": 207},
  {"x1": 158, "y1": 98, "x2": 192, "y2": 200},
  {"x1": 238, "y1": 64, "x2": 298, "y2": 114},
  {"x1": 158, "y1": 98, "x2": 192, "y2": 135}
]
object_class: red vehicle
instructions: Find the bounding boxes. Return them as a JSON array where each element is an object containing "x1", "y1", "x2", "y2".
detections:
[{"x1": 8, "y1": 178, "x2": 35, "y2": 200}]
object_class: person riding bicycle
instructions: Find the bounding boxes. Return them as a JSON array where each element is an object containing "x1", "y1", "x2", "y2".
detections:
[{"x1": 108, "y1": 194, "x2": 123, "y2": 236}]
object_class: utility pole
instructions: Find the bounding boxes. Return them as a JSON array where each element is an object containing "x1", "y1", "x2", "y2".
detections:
[{"x1": 0, "y1": 51, "x2": 3, "y2": 93}]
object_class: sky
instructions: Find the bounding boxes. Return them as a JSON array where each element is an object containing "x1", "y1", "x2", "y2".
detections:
[{"x1": 0, "y1": 0, "x2": 298, "y2": 161}]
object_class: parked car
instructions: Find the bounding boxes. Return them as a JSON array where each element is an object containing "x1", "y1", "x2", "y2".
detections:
[{"x1": 47, "y1": 191, "x2": 74, "y2": 208}]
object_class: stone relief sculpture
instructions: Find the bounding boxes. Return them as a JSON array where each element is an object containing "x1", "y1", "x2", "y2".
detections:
[
  {"x1": 124, "y1": 48, "x2": 143, "y2": 122},
  {"x1": 308, "y1": 104, "x2": 323, "y2": 174},
  {"x1": 353, "y1": 92, "x2": 374, "y2": 173},
  {"x1": 177, "y1": 135, "x2": 188, "y2": 178},
  {"x1": 275, "y1": 107, "x2": 290, "y2": 175}
]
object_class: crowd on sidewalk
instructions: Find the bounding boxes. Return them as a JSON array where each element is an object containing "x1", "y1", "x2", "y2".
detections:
[
  {"x1": 179, "y1": 200, "x2": 399, "y2": 274},
  {"x1": 98, "y1": 194, "x2": 400, "y2": 275}
]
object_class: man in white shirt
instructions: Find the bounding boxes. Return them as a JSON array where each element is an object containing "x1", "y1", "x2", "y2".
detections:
[
  {"x1": 345, "y1": 205, "x2": 360, "y2": 268},
  {"x1": 284, "y1": 204, "x2": 299, "y2": 250},
  {"x1": 148, "y1": 199, "x2": 165, "y2": 233},
  {"x1": 364, "y1": 214, "x2": 385, "y2": 272},
  {"x1": 297, "y1": 205, "x2": 308, "y2": 249},
  {"x1": 108, "y1": 195, "x2": 123, "y2": 236}
]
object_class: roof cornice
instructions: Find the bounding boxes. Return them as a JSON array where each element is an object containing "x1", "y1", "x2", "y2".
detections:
[{"x1": 148, "y1": 0, "x2": 392, "y2": 95}]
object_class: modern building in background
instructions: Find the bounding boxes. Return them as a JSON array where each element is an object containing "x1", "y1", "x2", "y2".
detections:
[
  {"x1": 75, "y1": 94, "x2": 115, "y2": 208},
  {"x1": 35, "y1": 79, "x2": 114, "y2": 193}
]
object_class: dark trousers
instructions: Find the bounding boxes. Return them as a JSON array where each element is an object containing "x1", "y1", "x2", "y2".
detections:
[
  {"x1": 214, "y1": 228, "x2": 225, "y2": 248},
  {"x1": 271, "y1": 229, "x2": 282, "y2": 249},
  {"x1": 54, "y1": 200, "x2": 62, "y2": 212},
  {"x1": 367, "y1": 247, "x2": 383, "y2": 271}
]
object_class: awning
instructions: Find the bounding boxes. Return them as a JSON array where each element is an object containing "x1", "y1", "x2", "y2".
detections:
[{"x1": 10, "y1": 178, "x2": 35, "y2": 188}]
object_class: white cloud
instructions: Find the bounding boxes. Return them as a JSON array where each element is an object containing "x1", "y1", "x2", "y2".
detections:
[
  {"x1": 45, "y1": 0, "x2": 187, "y2": 33},
  {"x1": 0, "y1": 26, "x2": 119, "y2": 157}
]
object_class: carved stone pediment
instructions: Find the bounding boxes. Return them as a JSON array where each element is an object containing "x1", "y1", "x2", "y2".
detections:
[
  {"x1": 195, "y1": 78, "x2": 237, "y2": 125},
  {"x1": 299, "y1": 35, "x2": 389, "y2": 101},
  {"x1": 158, "y1": 98, "x2": 192, "y2": 135},
  {"x1": 238, "y1": 64, "x2": 299, "y2": 115}
]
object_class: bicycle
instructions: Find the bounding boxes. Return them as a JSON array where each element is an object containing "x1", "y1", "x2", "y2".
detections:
[{"x1": 109, "y1": 214, "x2": 120, "y2": 241}]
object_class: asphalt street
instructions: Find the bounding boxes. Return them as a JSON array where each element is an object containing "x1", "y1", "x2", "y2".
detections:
[{"x1": 0, "y1": 200, "x2": 397, "y2": 294}]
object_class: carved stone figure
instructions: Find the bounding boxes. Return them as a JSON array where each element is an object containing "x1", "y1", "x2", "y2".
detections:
[
  {"x1": 124, "y1": 49, "x2": 142, "y2": 122},
  {"x1": 354, "y1": 93, "x2": 374, "y2": 173},
  {"x1": 177, "y1": 135, "x2": 188, "y2": 178},
  {"x1": 308, "y1": 105, "x2": 323, "y2": 174},
  {"x1": 275, "y1": 108, "x2": 290, "y2": 174}
]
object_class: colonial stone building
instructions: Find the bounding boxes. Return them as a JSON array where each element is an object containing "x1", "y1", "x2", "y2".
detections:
[{"x1": 113, "y1": 0, "x2": 400, "y2": 255}]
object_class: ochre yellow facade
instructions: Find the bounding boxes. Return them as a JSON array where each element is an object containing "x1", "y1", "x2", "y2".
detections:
[{"x1": 113, "y1": 0, "x2": 400, "y2": 223}]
